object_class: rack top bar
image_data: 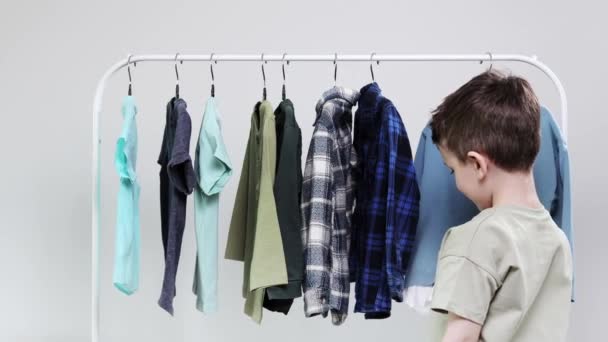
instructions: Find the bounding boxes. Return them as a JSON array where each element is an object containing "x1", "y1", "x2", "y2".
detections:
[{"x1": 122, "y1": 53, "x2": 540, "y2": 63}]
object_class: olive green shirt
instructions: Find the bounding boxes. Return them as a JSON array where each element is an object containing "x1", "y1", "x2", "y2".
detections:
[
  {"x1": 225, "y1": 101, "x2": 288, "y2": 324},
  {"x1": 431, "y1": 205, "x2": 573, "y2": 342}
]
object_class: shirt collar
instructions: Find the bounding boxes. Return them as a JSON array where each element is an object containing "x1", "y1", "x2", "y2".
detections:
[
  {"x1": 169, "y1": 97, "x2": 188, "y2": 126},
  {"x1": 122, "y1": 95, "x2": 138, "y2": 118},
  {"x1": 314, "y1": 86, "x2": 360, "y2": 125},
  {"x1": 275, "y1": 98, "x2": 294, "y2": 117},
  {"x1": 357, "y1": 82, "x2": 382, "y2": 111},
  {"x1": 355, "y1": 82, "x2": 383, "y2": 134},
  {"x1": 252, "y1": 100, "x2": 273, "y2": 131}
]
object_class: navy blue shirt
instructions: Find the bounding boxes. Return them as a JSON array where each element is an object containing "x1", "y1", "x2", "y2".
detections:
[
  {"x1": 350, "y1": 83, "x2": 420, "y2": 319},
  {"x1": 157, "y1": 97, "x2": 196, "y2": 315}
]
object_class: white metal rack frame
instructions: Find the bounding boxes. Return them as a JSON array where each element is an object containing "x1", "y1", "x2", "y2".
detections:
[{"x1": 91, "y1": 53, "x2": 568, "y2": 342}]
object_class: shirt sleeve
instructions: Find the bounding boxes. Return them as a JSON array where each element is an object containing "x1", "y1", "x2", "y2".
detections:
[
  {"x1": 550, "y1": 117, "x2": 574, "y2": 300},
  {"x1": 198, "y1": 113, "x2": 232, "y2": 196},
  {"x1": 430, "y1": 225, "x2": 502, "y2": 325},
  {"x1": 430, "y1": 255, "x2": 499, "y2": 325},
  {"x1": 168, "y1": 110, "x2": 196, "y2": 195},
  {"x1": 301, "y1": 125, "x2": 334, "y2": 317},
  {"x1": 115, "y1": 135, "x2": 134, "y2": 181},
  {"x1": 115, "y1": 103, "x2": 137, "y2": 181},
  {"x1": 548, "y1": 117, "x2": 572, "y2": 241},
  {"x1": 384, "y1": 107, "x2": 420, "y2": 299}
]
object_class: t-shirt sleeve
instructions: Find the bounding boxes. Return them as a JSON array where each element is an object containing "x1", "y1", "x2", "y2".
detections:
[
  {"x1": 430, "y1": 254, "x2": 499, "y2": 325},
  {"x1": 115, "y1": 116, "x2": 136, "y2": 182},
  {"x1": 198, "y1": 115, "x2": 232, "y2": 196},
  {"x1": 168, "y1": 110, "x2": 196, "y2": 195},
  {"x1": 115, "y1": 138, "x2": 131, "y2": 180}
]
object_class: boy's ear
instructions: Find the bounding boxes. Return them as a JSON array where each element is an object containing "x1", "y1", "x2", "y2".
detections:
[{"x1": 466, "y1": 151, "x2": 488, "y2": 180}]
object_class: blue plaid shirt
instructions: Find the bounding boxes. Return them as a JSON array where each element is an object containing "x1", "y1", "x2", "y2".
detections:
[{"x1": 350, "y1": 82, "x2": 420, "y2": 318}]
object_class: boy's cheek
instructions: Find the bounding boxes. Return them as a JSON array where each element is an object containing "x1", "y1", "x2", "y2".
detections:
[
  {"x1": 455, "y1": 179, "x2": 473, "y2": 203},
  {"x1": 454, "y1": 174, "x2": 470, "y2": 196},
  {"x1": 455, "y1": 176, "x2": 483, "y2": 208}
]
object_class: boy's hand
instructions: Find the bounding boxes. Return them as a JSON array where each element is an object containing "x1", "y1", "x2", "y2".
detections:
[{"x1": 441, "y1": 312, "x2": 482, "y2": 342}]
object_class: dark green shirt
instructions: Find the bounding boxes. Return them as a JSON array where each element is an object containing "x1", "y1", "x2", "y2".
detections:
[{"x1": 263, "y1": 99, "x2": 304, "y2": 314}]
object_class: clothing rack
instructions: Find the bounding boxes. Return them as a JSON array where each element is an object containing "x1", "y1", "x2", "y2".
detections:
[{"x1": 91, "y1": 53, "x2": 568, "y2": 342}]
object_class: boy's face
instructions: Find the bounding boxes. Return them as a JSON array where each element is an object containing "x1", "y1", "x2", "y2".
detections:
[{"x1": 437, "y1": 144, "x2": 493, "y2": 210}]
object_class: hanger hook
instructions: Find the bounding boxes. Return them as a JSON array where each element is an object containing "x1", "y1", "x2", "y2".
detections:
[
  {"x1": 210, "y1": 53, "x2": 216, "y2": 82},
  {"x1": 282, "y1": 53, "x2": 288, "y2": 82},
  {"x1": 487, "y1": 51, "x2": 493, "y2": 71},
  {"x1": 480, "y1": 51, "x2": 493, "y2": 71},
  {"x1": 210, "y1": 53, "x2": 216, "y2": 97},
  {"x1": 333, "y1": 53, "x2": 338, "y2": 86},
  {"x1": 209, "y1": 53, "x2": 216, "y2": 82},
  {"x1": 370, "y1": 52, "x2": 378, "y2": 82},
  {"x1": 261, "y1": 53, "x2": 267, "y2": 85},
  {"x1": 261, "y1": 53, "x2": 267, "y2": 100},
  {"x1": 174, "y1": 53, "x2": 182, "y2": 98},
  {"x1": 174, "y1": 53, "x2": 181, "y2": 82},
  {"x1": 126, "y1": 54, "x2": 135, "y2": 95},
  {"x1": 282, "y1": 53, "x2": 288, "y2": 100}
]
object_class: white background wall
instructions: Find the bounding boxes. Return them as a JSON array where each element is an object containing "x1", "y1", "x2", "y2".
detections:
[{"x1": 1, "y1": 1, "x2": 606, "y2": 341}]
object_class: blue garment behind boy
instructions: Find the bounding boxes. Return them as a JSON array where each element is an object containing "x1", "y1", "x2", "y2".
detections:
[{"x1": 406, "y1": 106, "x2": 573, "y2": 299}]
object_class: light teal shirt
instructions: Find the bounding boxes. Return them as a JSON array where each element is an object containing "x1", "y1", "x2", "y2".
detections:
[
  {"x1": 192, "y1": 97, "x2": 233, "y2": 313},
  {"x1": 113, "y1": 95, "x2": 141, "y2": 295}
]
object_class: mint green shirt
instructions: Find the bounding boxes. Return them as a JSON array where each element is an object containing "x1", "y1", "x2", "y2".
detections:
[
  {"x1": 192, "y1": 97, "x2": 233, "y2": 313},
  {"x1": 113, "y1": 95, "x2": 141, "y2": 295}
]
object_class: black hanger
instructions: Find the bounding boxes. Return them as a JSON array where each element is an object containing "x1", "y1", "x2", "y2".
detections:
[
  {"x1": 282, "y1": 53, "x2": 289, "y2": 101},
  {"x1": 333, "y1": 52, "x2": 338, "y2": 86},
  {"x1": 370, "y1": 52, "x2": 379, "y2": 82},
  {"x1": 174, "y1": 53, "x2": 182, "y2": 98},
  {"x1": 210, "y1": 53, "x2": 217, "y2": 97},
  {"x1": 127, "y1": 54, "x2": 135, "y2": 95},
  {"x1": 261, "y1": 53, "x2": 267, "y2": 100},
  {"x1": 480, "y1": 51, "x2": 493, "y2": 72}
]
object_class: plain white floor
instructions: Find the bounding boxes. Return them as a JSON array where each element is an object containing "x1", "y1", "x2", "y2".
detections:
[{"x1": 1, "y1": 1, "x2": 606, "y2": 341}]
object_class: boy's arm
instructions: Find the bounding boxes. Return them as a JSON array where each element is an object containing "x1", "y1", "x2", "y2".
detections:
[{"x1": 441, "y1": 313, "x2": 482, "y2": 342}]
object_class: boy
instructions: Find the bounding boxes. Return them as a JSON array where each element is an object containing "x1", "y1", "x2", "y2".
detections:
[{"x1": 429, "y1": 70, "x2": 573, "y2": 342}]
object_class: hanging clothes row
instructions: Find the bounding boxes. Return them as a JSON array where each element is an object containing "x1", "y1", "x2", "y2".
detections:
[
  {"x1": 112, "y1": 56, "x2": 234, "y2": 317},
  {"x1": 223, "y1": 81, "x2": 573, "y2": 324},
  {"x1": 298, "y1": 83, "x2": 420, "y2": 325},
  {"x1": 110, "y1": 64, "x2": 573, "y2": 325},
  {"x1": 157, "y1": 90, "x2": 234, "y2": 316},
  {"x1": 225, "y1": 97, "x2": 304, "y2": 323}
]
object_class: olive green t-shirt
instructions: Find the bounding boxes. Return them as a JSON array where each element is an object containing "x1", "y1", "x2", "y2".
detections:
[{"x1": 431, "y1": 205, "x2": 573, "y2": 342}]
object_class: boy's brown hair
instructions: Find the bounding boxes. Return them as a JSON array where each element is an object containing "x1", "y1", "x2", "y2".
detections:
[{"x1": 430, "y1": 70, "x2": 541, "y2": 172}]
